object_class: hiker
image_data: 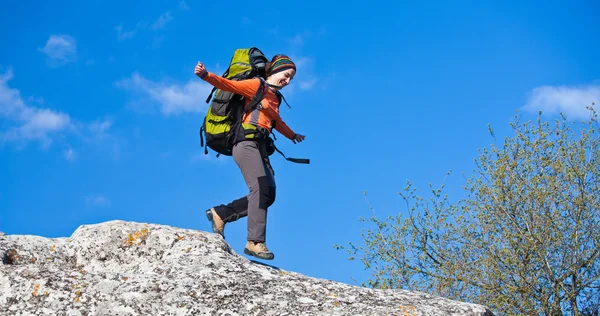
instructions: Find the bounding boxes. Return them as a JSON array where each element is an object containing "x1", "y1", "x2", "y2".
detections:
[{"x1": 194, "y1": 54, "x2": 305, "y2": 260}]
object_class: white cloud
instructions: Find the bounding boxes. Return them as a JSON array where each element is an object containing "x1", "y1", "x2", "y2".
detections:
[
  {"x1": 74, "y1": 118, "x2": 114, "y2": 144},
  {"x1": 17, "y1": 108, "x2": 71, "y2": 138},
  {"x1": 0, "y1": 67, "x2": 72, "y2": 147},
  {"x1": 523, "y1": 83, "x2": 600, "y2": 120},
  {"x1": 151, "y1": 35, "x2": 165, "y2": 49},
  {"x1": 286, "y1": 55, "x2": 318, "y2": 93},
  {"x1": 116, "y1": 5, "x2": 184, "y2": 41},
  {"x1": 179, "y1": 1, "x2": 190, "y2": 10},
  {"x1": 317, "y1": 72, "x2": 336, "y2": 91},
  {"x1": 152, "y1": 11, "x2": 173, "y2": 30},
  {"x1": 38, "y1": 35, "x2": 77, "y2": 67},
  {"x1": 291, "y1": 56, "x2": 312, "y2": 69},
  {"x1": 0, "y1": 68, "x2": 25, "y2": 116},
  {"x1": 85, "y1": 195, "x2": 110, "y2": 207},
  {"x1": 318, "y1": 27, "x2": 327, "y2": 37},
  {"x1": 116, "y1": 72, "x2": 213, "y2": 116},
  {"x1": 288, "y1": 34, "x2": 304, "y2": 47},
  {"x1": 299, "y1": 78, "x2": 317, "y2": 90},
  {"x1": 64, "y1": 148, "x2": 77, "y2": 161},
  {"x1": 0, "y1": 67, "x2": 114, "y2": 151},
  {"x1": 287, "y1": 30, "x2": 312, "y2": 48},
  {"x1": 88, "y1": 119, "x2": 112, "y2": 134},
  {"x1": 115, "y1": 24, "x2": 139, "y2": 41}
]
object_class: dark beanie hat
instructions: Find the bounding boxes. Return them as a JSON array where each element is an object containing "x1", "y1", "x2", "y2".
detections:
[{"x1": 268, "y1": 55, "x2": 296, "y2": 75}]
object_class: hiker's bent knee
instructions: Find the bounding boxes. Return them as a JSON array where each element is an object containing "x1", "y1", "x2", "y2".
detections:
[
  {"x1": 258, "y1": 176, "x2": 276, "y2": 209},
  {"x1": 263, "y1": 186, "x2": 276, "y2": 208}
]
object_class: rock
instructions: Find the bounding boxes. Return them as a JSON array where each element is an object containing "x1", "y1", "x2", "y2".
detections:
[{"x1": 0, "y1": 220, "x2": 495, "y2": 315}]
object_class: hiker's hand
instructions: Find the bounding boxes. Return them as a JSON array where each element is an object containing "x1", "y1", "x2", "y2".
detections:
[
  {"x1": 195, "y1": 62, "x2": 207, "y2": 78},
  {"x1": 292, "y1": 134, "x2": 305, "y2": 144}
]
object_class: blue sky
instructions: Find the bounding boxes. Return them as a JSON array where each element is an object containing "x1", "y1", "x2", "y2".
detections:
[{"x1": 1, "y1": 0, "x2": 599, "y2": 288}]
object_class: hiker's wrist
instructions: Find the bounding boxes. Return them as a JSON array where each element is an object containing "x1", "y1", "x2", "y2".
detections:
[{"x1": 200, "y1": 71, "x2": 208, "y2": 79}]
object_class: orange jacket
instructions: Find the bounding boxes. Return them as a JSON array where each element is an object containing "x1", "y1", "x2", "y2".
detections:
[{"x1": 202, "y1": 72, "x2": 296, "y2": 140}]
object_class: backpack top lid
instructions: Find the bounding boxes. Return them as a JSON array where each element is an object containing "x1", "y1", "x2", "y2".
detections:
[
  {"x1": 204, "y1": 47, "x2": 268, "y2": 104},
  {"x1": 225, "y1": 47, "x2": 268, "y2": 80}
]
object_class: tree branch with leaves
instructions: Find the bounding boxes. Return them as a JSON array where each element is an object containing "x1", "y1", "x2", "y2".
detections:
[{"x1": 336, "y1": 104, "x2": 600, "y2": 315}]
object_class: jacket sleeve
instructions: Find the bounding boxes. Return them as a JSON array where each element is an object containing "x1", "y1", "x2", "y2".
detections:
[
  {"x1": 274, "y1": 117, "x2": 296, "y2": 140},
  {"x1": 263, "y1": 106, "x2": 296, "y2": 140},
  {"x1": 201, "y1": 72, "x2": 260, "y2": 99}
]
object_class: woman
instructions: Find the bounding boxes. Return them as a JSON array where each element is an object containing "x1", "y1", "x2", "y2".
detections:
[{"x1": 194, "y1": 54, "x2": 305, "y2": 260}]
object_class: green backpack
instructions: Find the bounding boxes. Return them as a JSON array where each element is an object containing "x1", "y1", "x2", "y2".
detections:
[
  {"x1": 199, "y1": 47, "x2": 268, "y2": 156},
  {"x1": 199, "y1": 47, "x2": 310, "y2": 164}
]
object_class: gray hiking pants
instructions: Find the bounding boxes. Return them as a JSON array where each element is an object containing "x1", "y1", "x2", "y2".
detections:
[{"x1": 214, "y1": 140, "x2": 276, "y2": 243}]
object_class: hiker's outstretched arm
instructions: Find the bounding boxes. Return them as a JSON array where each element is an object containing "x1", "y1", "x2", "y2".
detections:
[
  {"x1": 272, "y1": 114, "x2": 305, "y2": 143},
  {"x1": 265, "y1": 109, "x2": 295, "y2": 140},
  {"x1": 201, "y1": 72, "x2": 259, "y2": 99}
]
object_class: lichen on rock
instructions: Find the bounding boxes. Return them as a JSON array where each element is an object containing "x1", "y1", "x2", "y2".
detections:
[{"x1": 0, "y1": 220, "x2": 495, "y2": 315}]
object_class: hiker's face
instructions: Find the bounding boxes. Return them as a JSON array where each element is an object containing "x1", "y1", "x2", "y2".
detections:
[{"x1": 270, "y1": 69, "x2": 295, "y2": 89}]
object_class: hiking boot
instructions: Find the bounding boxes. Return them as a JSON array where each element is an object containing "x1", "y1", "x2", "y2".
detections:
[
  {"x1": 244, "y1": 241, "x2": 274, "y2": 260},
  {"x1": 205, "y1": 208, "x2": 225, "y2": 238}
]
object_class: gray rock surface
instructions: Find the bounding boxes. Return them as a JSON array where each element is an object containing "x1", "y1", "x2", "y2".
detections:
[{"x1": 0, "y1": 220, "x2": 495, "y2": 315}]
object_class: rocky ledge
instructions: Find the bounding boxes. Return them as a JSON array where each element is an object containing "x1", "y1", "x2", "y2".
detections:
[{"x1": 0, "y1": 220, "x2": 495, "y2": 315}]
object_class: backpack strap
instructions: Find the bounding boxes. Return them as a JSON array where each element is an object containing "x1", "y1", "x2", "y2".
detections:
[
  {"x1": 205, "y1": 87, "x2": 217, "y2": 104},
  {"x1": 276, "y1": 91, "x2": 291, "y2": 109},
  {"x1": 242, "y1": 77, "x2": 268, "y2": 115},
  {"x1": 205, "y1": 66, "x2": 233, "y2": 104},
  {"x1": 226, "y1": 77, "x2": 268, "y2": 147},
  {"x1": 270, "y1": 139, "x2": 310, "y2": 164}
]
